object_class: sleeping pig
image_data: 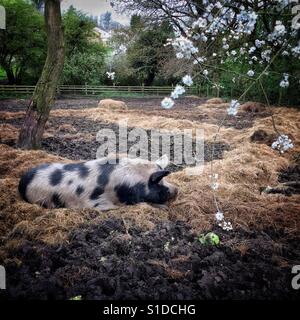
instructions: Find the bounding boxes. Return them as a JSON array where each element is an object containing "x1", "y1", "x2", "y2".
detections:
[{"x1": 18, "y1": 155, "x2": 178, "y2": 210}]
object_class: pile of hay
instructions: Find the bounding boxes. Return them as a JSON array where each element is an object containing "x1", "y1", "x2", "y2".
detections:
[
  {"x1": 0, "y1": 101, "x2": 299, "y2": 252},
  {"x1": 206, "y1": 97, "x2": 224, "y2": 104},
  {"x1": 241, "y1": 101, "x2": 267, "y2": 113},
  {"x1": 98, "y1": 99, "x2": 128, "y2": 111}
]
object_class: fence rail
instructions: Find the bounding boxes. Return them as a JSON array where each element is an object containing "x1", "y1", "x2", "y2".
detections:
[{"x1": 0, "y1": 85, "x2": 202, "y2": 96}]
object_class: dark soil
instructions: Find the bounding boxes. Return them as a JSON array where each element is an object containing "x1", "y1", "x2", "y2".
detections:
[
  {"x1": 0, "y1": 97, "x2": 271, "y2": 130},
  {"x1": 274, "y1": 164, "x2": 300, "y2": 195},
  {"x1": 279, "y1": 165, "x2": 300, "y2": 183},
  {"x1": 1, "y1": 219, "x2": 298, "y2": 300},
  {"x1": 0, "y1": 97, "x2": 99, "y2": 112},
  {"x1": 250, "y1": 129, "x2": 276, "y2": 146},
  {"x1": 1, "y1": 114, "x2": 230, "y2": 172},
  {"x1": 0, "y1": 97, "x2": 201, "y2": 112}
]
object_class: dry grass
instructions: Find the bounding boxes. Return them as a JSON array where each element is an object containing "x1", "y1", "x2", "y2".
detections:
[
  {"x1": 241, "y1": 101, "x2": 267, "y2": 113},
  {"x1": 0, "y1": 124, "x2": 18, "y2": 144},
  {"x1": 98, "y1": 99, "x2": 128, "y2": 111},
  {"x1": 206, "y1": 98, "x2": 224, "y2": 104},
  {"x1": 0, "y1": 101, "x2": 299, "y2": 249}
]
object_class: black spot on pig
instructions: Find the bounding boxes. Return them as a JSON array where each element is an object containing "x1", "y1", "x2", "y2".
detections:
[
  {"x1": 63, "y1": 163, "x2": 89, "y2": 178},
  {"x1": 50, "y1": 169, "x2": 63, "y2": 186},
  {"x1": 97, "y1": 163, "x2": 116, "y2": 187},
  {"x1": 115, "y1": 183, "x2": 146, "y2": 205},
  {"x1": 90, "y1": 186, "x2": 104, "y2": 200},
  {"x1": 52, "y1": 193, "x2": 65, "y2": 208},
  {"x1": 18, "y1": 169, "x2": 37, "y2": 202},
  {"x1": 147, "y1": 183, "x2": 171, "y2": 204},
  {"x1": 18, "y1": 164, "x2": 50, "y2": 202},
  {"x1": 149, "y1": 170, "x2": 170, "y2": 184},
  {"x1": 76, "y1": 185, "x2": 84, "y2": 196}
]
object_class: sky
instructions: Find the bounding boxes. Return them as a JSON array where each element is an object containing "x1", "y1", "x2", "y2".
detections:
[{"x1": 61, "y1": 0, "x2": 130, "y2": 25}]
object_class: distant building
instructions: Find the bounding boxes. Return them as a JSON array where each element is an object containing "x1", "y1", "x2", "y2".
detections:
[{"x1": 93, "y1": 27, "x2": 111, "y2": 44}]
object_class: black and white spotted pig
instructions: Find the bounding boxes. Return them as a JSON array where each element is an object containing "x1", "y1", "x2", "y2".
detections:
[{"x1": 18, "y1": 156, "x2": 178, "y2": 210}]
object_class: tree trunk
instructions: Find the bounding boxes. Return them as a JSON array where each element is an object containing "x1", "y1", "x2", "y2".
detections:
[
  {"x1": 3, "y1": 65, "x2": 15, "y2": 84},
  {"x1": 17, "y1": 0, "x2": 64, "y2": 149}
]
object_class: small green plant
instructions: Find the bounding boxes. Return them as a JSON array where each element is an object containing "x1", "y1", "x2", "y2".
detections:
[
  {"x1": 69, "y1": 295, "x2": 82, "y2": 300},
  {"x1": 197, "y1": 232, "x2": 220, "y2": 246}
]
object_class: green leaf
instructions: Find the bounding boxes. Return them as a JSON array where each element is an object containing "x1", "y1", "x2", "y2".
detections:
[
  {"x1": 69, "y1": 295, "x2": 82, "y2": 300},
  {"x1": 197, "y1": 232, "x2": 220, "y2": 246}
]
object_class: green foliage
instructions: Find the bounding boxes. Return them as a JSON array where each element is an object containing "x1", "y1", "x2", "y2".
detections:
[
  {"x1": 0, "y1": 0, "x2": 46, "y2": 84},
  {"x1": 109, "y1": 16, "x2": 175, "y2": 86},
  {"x1": 127, "y1": 21, "x2": 173, "y2": 85},
  {"x1": 62, "y1": 43, "x2": 107, "y2": 85},
  {"x1": 69, "y1": 295, "x2": 82, "y2": 300},
  {"x1": 0, "y1": 3, "x2": 108, "y2": 86},
  {"x1": 200, "y1": 54, "x2": 300, "y2": 105},
  {"x1": 198, "y1": 232, "x2": 220, "y2": 246},
  {"x1": 63, "y1": 6, "x2": 96, "y2": 56},
  {"x1": 62, "y1": 7, "x2": 108, "y2": 85}
]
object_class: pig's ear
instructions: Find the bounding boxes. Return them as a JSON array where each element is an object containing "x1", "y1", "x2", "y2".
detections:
[
  {"x1": 149, "y1": 170, "x2": 170, "y2": 184},
  {"x1": 155, "y1": 154, "x2": 169, "y2": 169}
]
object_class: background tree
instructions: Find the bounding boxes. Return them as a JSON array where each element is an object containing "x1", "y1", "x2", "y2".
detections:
[
  {"x1": 30, "y1": 0, "x2": 44, "y2": 11},
  {"x1": 111, "y1": 0, "x2": 300, "y2": 105},
  {"x1": 109, "y1": 15, "x2": 175, "y2": 86},
  {"x1": 0, "y1": 0, "x2": 46, "y2": 84},
  {"x1": 62, "y1": 7, "x2": 107, "y2": 85},
  {"x1": 18, "y1": 0, "x2": 64, "y2": 149}
]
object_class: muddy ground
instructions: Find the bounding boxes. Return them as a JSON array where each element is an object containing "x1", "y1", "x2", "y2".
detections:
[
  {"x1": 2, "y1": 219, "x2": 298, "y2": 300},
  {"x1": 0, "y1": 97, "x2": 299, "y2": 300}
]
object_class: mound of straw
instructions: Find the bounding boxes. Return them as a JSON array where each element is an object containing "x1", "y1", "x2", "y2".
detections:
[
  {"x1": 0, "y1": 101, "x2": 299, "y2": 253},
  {"x1": 98, "y1": 99, "x2": 128, "y2": 111}
]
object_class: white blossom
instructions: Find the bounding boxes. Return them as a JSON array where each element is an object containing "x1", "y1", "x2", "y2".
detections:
[
  {"x1": 271, "y1": 134, "x2": 293, "y2": 153},
  {"x1": 279, "y1": 73, "x2": 289, "y2": 88},
  {"x1": 192, "y1": 17, "x2": 207, "y2": 29},
  {"x1": 236, "y1": 11, "x2": 258, "y2": 34},
  {"x1": 247, "y1": 70, "x2": 255, "y2": 77},
  {"x1": 261, "y1": 49, "x2": 271, "y2": 62},
  {"x1": 291, "y1": 42, "x2": 300, "y2": 57},
  {"x1": 215, "y1": 211, "x2": 224, "y2": 221},
  {"x1": 176, "y1": 52, "x2": 184, "y2": 59},
  {"x1": 170, "y1": 36, "x2": 198, "y2": 59},
  {"x1": 249, "y1": 46, "x2": 256, "y2": 54},
  {"x1": 171, "y1": 85, "x2": 185, "y2": 99},
  {"x1": 268, "y1": 20, "x2": 286, "y2": 41},
  {"x1": 106, "y1": 72, "x2": 115, "y2": 80},
  {"x1": 255, "y1": 39, "x2": 265, "y2": 48},
  {"x1": 161, "y1": 97, "x2": 174, "y2": 109},
  {"x1": 182, "y1": 75, "x2": 193, "y2": 86},
  {"x1": 227, "y1": 100, "x2": 240, "y2": 116},
  {"x1": 203, "y1": 69, "x2": 209, "y2": 76},
  {"x1": 219, "y1": 220, "x2": 233, "y2": 231}
]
